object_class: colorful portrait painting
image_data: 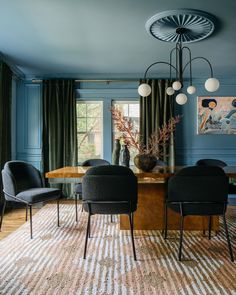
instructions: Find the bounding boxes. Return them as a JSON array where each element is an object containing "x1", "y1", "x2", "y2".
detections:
[{"x1": 198, "y1": 96, "x2": 236, "y2": 134}]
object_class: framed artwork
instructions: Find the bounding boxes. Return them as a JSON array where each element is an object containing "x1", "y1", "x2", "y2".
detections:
[{"x1": 198, "y1": 96, "x2": 236, "y2": 134}]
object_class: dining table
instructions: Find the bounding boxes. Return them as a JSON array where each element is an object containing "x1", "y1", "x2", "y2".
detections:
[{"x1": 45, "y1": 165, "x2": 236, "y2": 231}]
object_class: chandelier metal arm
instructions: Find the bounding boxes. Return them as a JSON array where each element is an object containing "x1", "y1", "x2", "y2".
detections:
[
  {"x1": 176, "y1": 43, "x2": 181, "y2": 81},
  {"x1": 182, "y1": 56, "x2": 214, "y2": 78},
  {"x1": 144, "y1": 61, "x2": 178, "y2": 79},
  {"x1": 170, "y1": 47, "x2": 178, "y2": 80},
  {"x1": 182, "y1": 46, "x2": 192, "y2": 85}
]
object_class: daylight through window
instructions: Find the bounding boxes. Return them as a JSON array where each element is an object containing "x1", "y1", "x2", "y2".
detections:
[{"x1": 76, "y1": 101, "x2": 103, "y2": 163}]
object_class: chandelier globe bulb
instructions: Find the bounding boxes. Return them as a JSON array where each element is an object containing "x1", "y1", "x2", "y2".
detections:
[{"x1": 138, "y1": 83, "x2": 152, "y2": 97}]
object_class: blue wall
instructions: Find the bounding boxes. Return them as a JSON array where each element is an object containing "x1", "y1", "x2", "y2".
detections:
[
  {"x1": 15, "y1": 78, "x2": 236, "y2": 168},
  {"x1": 175, "y1": 78, "x2": 236, "y2": 165}
]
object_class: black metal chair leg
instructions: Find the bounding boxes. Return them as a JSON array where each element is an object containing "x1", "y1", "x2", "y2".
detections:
[
  {"x1": 0, "y1": 199, "x2": 6, "y2": 231},
  {"x1": 131, "y1": 212, "x2": 134, "y2": 226},
  {"x1": 81, "y1": 199, "x2": 83, "y2": 212},
  {"x1": 222, "y1": 213, "x2": 234, "y2": 262},
  {"x1": 25, "y1": 204, "x2": 28, "y2": 221},
  {"x1": 208, "y1": 216, "x2": 212, "y2": 240},
  {"x1": 129, "y1": 212, "x2": 137, "y2": 261},
  {"x1": 57, "y1": 199, "x2": 60, "y2": 227},
  {"x1": 179, "y1": 215, "x2": 184, "y2": 261},
  {"x1": 110, "y1": 215, "x2": 113, "y2": 223},
  {"x1": 88, "y1": 214, "x2": 91, "y2": 238},
  {"x1": 29, "y1": 205, "x2": 33, "y2": 239},
  {"x1": 164, "y1": 202, "x2": 168, "y2": 239},
  {"x1": 83, "y1": 213, "x2": 91, "y2": 259},
  {"x1": 75, "y1": 194, "x2": 78, "y2": 222}
]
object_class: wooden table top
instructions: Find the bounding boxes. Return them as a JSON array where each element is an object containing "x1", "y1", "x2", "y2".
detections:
[{"x1": 45, "y1": 165, "x2": 236, "y2": 179}]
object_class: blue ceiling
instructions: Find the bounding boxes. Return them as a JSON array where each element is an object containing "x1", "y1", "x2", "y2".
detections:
[{"x1": 0, "y1": 0, "x2": 235, "y2": 79}]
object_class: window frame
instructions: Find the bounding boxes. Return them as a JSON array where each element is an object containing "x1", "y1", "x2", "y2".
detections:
[
  {"x1": 76, "y1": 82, "x2": 139, "y2": 163},
  {"x1": 76, "y1": 100, "x2": 103, "y2": 163}
]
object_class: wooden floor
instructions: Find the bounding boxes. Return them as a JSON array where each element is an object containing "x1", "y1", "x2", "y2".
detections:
[
  {"x1": 0, "y1": 207, "x2": 39, "y2": 240},
  {"x1": 0, "y1": 200, "x2": 75, "y2": 240}
]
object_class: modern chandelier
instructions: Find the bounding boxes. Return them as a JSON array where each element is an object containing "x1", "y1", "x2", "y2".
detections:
[{"x1": 138, "y1": 9, "x2": 220, "y2": 105}]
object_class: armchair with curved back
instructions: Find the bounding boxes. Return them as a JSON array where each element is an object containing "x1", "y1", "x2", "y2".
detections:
[
  {"x1": 164, "y1": 166, "x2": 234, "y2": 261},
  {"x1": 74, "y1": 159, "x2": 110, "y2": 221},
  {"x1": 1, "y1": 161, "x2": 61, "y2": 238},
  {"x1": 82, "y1": 165, "x2": 138, "y2": 260}
]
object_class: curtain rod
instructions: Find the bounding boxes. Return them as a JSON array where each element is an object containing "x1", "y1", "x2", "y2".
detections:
[{"x1": 32, "y1": 79, "x2": 138, "y2": 83}]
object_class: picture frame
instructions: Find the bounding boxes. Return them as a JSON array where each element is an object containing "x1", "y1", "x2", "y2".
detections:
[{"x1": 197, "y1": 96, "x2": 236, "y2": 134}]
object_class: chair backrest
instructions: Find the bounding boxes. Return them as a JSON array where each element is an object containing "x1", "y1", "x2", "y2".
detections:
[
  {"x1": 196, "y1": 158, "x2": 227, "y2": 168},
  {"x1": 82, "y1": 165, "x2": 137, "y2": 214},
  {"x1": 82, "y1": 159, "x2": 110, "y2": 167},
  {"x1": 167, "y1": 166, "x2": 229, "y2": 215},
  {"x1": 2, "y1": 161, "x2": 43, "y2": 199}
]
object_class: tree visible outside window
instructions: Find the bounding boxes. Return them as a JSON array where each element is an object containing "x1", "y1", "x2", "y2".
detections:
[
  {"x1": 76, "y1": 101, "x2": 103, "y2": 163},
  {"x1": 112, "y1": 101, "x2": 140, "y2": 163}
]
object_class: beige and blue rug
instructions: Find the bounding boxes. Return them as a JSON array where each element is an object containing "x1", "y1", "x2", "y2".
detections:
[{"x1": 0, "y1": 204, "x2": 235, "y2": 294}]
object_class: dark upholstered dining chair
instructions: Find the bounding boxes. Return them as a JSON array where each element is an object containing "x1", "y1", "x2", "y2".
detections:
[
  {"x1": 164, "y1": 166, "x2": 234, "y2": 262},
  {"x1": 74, "y1": 159, "x2": 110, "y2": 221},
  {"x1": 1, "y1": 161, "x2": 61, "y2": 239},
  {"x1": 196, "y1": 158, "x2": 236, "y2": 195},
  {"x1": 82, "y1": 165, "x2": 138, "y2": 260}
]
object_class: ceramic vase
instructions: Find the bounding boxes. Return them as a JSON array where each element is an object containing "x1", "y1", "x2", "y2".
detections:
[
  {"x1": 134, "y1": 154, "x2": 157, "y2": 172},
  {"x1": 120, "y1": 144, "x2": 130, "y2": 167},
  {"x1": 112, "y1": 139, "x2": 121, "y2": 165}
]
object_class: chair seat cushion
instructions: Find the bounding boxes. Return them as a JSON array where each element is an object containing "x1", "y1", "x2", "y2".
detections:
[
  {"x1": 17, "y1": 188, "x2": 60, "y2": 204},
  {"x1": 74, "y1": 183, "x2": 82, "y2": 194}
]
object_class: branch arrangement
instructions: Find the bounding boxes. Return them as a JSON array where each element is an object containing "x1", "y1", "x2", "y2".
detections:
[{"x1": 111, "y1": 107, "x2": 180, "y2": 157}]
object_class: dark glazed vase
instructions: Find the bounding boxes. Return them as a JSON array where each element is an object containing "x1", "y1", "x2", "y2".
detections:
[
  {"x1": 134, "y1": 154, "x2": 157, "y2": 172},
  {"x1": 112, "y1": 139, "x2": 121, "y2": 165},
  {"x1": 120, "y1": 145, "x2": 130, "y2": 167}
]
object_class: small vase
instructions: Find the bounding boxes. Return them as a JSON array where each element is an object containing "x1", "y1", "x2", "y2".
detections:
[
  {"x1": 120, "y1": 144, "x2": 130, "y2": 167},
  {"x1": 134, "y1": 154, "x2": 157, "y2": 172},
  {"x1": 112, "y1": 139, "x2": 121, "y2": 165}
]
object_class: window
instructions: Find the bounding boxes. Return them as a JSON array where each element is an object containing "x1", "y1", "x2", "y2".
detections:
[
  {"x1": 112, "y1": 101, "x2": 140, "y2": 163},
  {"x1": 76, "y1": 101, "x2": 103, "y2": 163}
]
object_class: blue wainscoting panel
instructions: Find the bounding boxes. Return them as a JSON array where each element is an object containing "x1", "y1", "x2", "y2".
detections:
[{"x1": 16, "y1": 81, "x2": 42, "y2": 170}]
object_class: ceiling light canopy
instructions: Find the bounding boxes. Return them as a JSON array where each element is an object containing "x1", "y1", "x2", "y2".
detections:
[{"x1": 138, "y1": 9, "x2": 219, "y2": 105}]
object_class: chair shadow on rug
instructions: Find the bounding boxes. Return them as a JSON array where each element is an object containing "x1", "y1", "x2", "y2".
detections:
[
  {"x1": 82, "y1": 165, "x2": 138, "y2": 260},
  {"x1": 164, "y1": 166, "x2": 234, "y2": 262},
  {"x1": 1, "y1": 161, "x2": 61, "y2": 239}
]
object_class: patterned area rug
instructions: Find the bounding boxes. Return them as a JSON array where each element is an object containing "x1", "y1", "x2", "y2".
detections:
[{"x1": 0, "y1": 204, "x2": 236, "y2": 295}]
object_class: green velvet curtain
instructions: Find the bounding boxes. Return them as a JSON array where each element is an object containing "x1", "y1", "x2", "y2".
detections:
[
  {"x1": 139, "y1": 79, "x2": 175, "y2": 165},
  {"x1": 42, "y1": 79, "x2": 77, "y2": 198},
  {"x1": 0, "y1": 62, "x2": 12, "y2": 202}
]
